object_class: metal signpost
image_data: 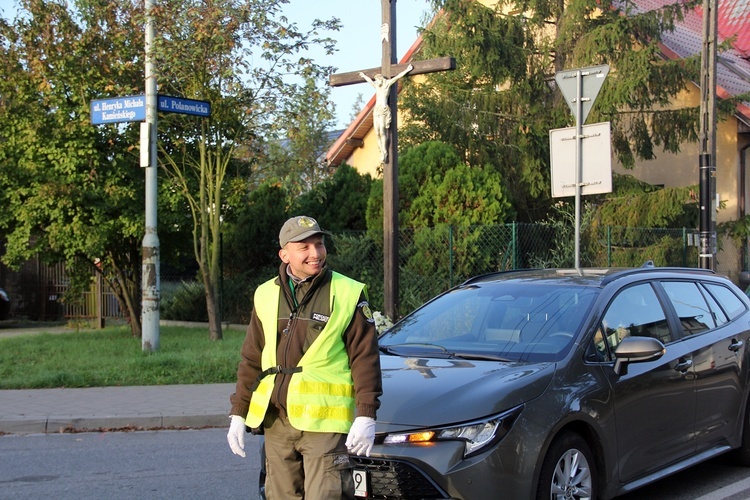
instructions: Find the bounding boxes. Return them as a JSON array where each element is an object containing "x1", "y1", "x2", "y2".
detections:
[
  {"x1": 91, "y1": 6, "x2": 210, "y2": 350},
  {"x1": 553, "y1": 65, "x2": 610, "y2": 269}
]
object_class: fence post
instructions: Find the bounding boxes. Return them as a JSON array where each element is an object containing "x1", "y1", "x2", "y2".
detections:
[
  {"x1": 607, "y1": 226, "x2": 612, "y2": 267},
  {"x1": 96, "y1": 271, "x2": 105, "y2": 329},
  {"x1": 449, "y1": 225, "x2": 454, "y2": 288},
  {"x1": 512, "y1": 222, "x2": 518, "y2": 269}
]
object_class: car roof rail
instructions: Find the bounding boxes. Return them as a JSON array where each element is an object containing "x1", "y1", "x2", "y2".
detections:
[
  {"x1": 600, "y1": 265, "x2": 715, "y2": 287},
  {"x1": 460, "y1": 268, "x2": 540, "y2": 286}
]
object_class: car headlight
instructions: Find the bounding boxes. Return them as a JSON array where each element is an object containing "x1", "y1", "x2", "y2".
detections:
[{"x1": 382, "y1": 405, "x2": 523, "y2": 458}]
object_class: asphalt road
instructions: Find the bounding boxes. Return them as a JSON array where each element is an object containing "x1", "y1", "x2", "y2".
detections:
[
  {"x1": 0, "y1": 428, "x2": 263, "y2": 500},
  {"x1": 3, "y1": 427, "x2": 750, "y2": 499}
]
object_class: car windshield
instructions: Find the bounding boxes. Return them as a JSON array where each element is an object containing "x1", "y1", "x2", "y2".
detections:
[{"x1": 380, "y1": 282, "x2": 597, "y2": 362}]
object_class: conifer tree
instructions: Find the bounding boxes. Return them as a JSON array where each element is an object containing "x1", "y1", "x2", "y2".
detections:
[{"x1": 402, "y1": 0, "x2": 702, "y2": 221}]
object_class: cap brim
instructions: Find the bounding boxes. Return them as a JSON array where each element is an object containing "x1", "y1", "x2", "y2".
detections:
[
  {"x1": 284, "y1": 229, "x2": 331, "y2": 247},
  {"x1": 288, "y1": 229, "x2": 324, "y2": 243}
]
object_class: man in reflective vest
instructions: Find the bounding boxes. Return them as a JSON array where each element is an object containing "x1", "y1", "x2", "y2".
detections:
[{"x1": 227, "y1": 215, "x2": 382, "y2": 499}]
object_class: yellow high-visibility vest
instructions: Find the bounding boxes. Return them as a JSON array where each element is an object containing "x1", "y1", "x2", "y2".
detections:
[{"x1": 245, "y1": 272, "x2": 364, "y2": 433}]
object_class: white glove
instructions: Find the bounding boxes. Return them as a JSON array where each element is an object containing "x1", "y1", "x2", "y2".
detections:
[
  {"x1": 227, "y1": 415, "x2": 247, "y2": 457},
  {"x1": 346, "y1": 416, "x2": 376, "y2": 457}
]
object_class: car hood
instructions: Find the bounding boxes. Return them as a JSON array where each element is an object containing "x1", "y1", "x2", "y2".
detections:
[{"x1": 377, "y1": 355, "x2": 555, "y2": 430}]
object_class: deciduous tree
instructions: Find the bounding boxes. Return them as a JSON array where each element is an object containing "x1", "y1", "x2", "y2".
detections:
[
  {"x1": 145, "y1": 0, "x2": 340, "y2": 340},
  {"x1": 0, "y1": 0, "x2": 150, "y2": 336}
]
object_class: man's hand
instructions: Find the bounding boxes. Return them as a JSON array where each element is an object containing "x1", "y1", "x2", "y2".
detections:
[
  {"x1": 227, "y1": 415, "x2": 247, "y2": 457},
  {"x1": 346, "y1": 416, "x2": 376, "y2": 457}
]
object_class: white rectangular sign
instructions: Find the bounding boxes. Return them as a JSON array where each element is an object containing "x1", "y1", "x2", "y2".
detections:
[{"x1": 550, "y1": 122, "x2": 612, "y2": 198}]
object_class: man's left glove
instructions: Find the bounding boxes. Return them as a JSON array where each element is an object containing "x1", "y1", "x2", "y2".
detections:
[{"x1": 346, "y1": 416, "x2": 376, "y2": 457}]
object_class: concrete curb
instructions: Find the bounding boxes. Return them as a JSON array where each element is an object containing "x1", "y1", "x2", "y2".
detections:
[{"x1": 0, "y1": 383, "x2": 235, "y2": 435}]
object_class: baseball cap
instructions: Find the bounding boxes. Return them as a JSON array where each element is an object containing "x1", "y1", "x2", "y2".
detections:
[{"x1": 279, "y1": 216, "x2": 328, "y2": 248}]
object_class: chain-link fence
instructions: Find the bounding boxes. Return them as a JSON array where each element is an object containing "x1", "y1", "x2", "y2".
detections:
[
  {"x1": 325, "y1": 224, "x2": 719, "y2": 316},
  {"x1": 159, "y1": 223, "x2": 746, "y2": 322},
  {"x1": 6, "y1": 223, "x2": 741, "y2": 324}
]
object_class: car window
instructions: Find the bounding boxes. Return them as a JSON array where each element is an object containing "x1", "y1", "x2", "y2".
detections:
[
  {"x1": 703, "y1": 283, "x2": 747, "y2": 322},
  {"x1": 661, "y1": 281, "x2": 716, "y2": 336},
  {"x1": 593, "y1": 283, "x2": 670, "y2": 362}
]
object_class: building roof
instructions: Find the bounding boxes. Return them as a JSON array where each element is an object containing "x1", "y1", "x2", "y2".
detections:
[
  {"x1": 326, "y1": 0, "x2": 750, "y2": 167},
  {"x1": 632, "y1": 0, "x2": 750, "y2": 127}
]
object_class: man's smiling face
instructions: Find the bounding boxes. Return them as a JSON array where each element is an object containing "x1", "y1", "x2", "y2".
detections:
[{"x1": 279, "y1": 234, "x2": 327, "y2": 279}]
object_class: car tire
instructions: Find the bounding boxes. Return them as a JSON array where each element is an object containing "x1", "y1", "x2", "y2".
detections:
[{"x1": 536, "y1": 431, "x2": 596, "y2": 500}]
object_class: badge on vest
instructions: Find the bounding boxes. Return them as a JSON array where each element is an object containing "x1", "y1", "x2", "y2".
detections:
[{"x1": 312, "y1": 312, "x2": 330, "y2": 323}]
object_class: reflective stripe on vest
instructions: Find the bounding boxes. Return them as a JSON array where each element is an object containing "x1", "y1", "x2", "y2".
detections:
[{"x1": 245, "y1": 272, "x2": 364, "y2": 433}]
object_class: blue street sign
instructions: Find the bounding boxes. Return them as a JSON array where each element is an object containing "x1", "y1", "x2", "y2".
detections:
[
  {"x1": 157, "y1": 95, "x2": 211, "y2": 117},
  {"x1": 90, "y1": 95, "x2": 146, "y2": 125}
]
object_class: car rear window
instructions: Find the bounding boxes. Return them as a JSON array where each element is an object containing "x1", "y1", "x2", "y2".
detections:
[{"x1": 703, "y1": 283, "x2": 747, "y2": 321}]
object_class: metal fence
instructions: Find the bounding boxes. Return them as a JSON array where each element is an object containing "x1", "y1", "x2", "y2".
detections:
[
  {"x1": 0, "y1": 257, "x2": 121, "y2": 322},
  {"x1": 328, "y1": 224, "x2": 743, "y2": 316},
  {"x1": 2, "y1": 223, "x2": 745, "y2": 324}
]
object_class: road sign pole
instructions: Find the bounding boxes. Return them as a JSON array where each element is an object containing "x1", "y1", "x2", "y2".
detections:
[
  {"x1": 142, "y1": 0, "x2": 160, "y2": 351},
  {"x1": 554, "y1": 64, "x2": 609, "y2": 269},
  {"x1": 575, "y1": 70, "x2": 583, "y2": 269}
]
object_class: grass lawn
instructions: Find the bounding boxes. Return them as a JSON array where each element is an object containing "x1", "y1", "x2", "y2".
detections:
[{"x1": 0, "y1": 325, "x2": 246, "y2": 389}]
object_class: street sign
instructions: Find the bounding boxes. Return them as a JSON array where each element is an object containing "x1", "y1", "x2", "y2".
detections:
[
  {"x1": 90, "y1": 95, "x2": 146, "y2": 125},
  {"x1": 157, "y1": 95, "x2": 211, "y2": 117},
  {"x1": 555, "y1": 65, "x2": 609, "y2": 125},
  {"x1": 549, "y1": 122, "x2": 612, "y2": 198}
]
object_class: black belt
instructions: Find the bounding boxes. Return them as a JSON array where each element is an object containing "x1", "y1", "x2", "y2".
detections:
[{"x1": 249, "y1": 365, "x2": 302, "y2": 391}]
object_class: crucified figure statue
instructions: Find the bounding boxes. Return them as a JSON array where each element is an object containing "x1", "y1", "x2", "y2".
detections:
[{"x1": 359, "y1": 64, "x2": 414, "y2": 163}]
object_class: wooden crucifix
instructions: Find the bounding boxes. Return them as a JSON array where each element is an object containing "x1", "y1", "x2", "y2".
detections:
[{"x1": 329, "y1": 0, "x2": 455, "y2": 320}]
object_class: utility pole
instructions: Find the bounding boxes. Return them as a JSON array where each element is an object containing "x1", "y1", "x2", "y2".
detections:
[
  {"x1": 142, "y1": 0, "x2": 160, "y2": 351},
  {"x1": 699, "y1": 0, "x2": 718, "y2": 270}
]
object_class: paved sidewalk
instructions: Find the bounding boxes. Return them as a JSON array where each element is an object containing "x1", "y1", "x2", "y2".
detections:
[{"x1": 0, "y1": 383, "x2": 235, "y2": 434}]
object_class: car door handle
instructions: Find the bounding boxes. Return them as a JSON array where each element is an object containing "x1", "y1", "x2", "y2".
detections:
[
  {"x1": 729, "y1": 340, "x2": 744, "y2": 352},
  {"x1": 674, "y1": 359, "x2": 693, "y2": 373}
]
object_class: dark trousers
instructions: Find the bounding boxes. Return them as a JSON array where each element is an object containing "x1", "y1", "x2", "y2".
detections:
[{"x1": 264, "y1": 411, "x2": 354, "y2": 500}]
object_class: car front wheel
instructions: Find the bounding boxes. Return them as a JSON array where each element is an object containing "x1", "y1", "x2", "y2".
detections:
[{"x1": 537, "y1": 431, "x2": 596, "y2": 500}]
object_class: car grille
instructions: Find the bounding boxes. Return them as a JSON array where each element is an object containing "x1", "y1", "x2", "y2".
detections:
[{"x1": 350, "y1": 456, "x2": 450, "y2": 499}]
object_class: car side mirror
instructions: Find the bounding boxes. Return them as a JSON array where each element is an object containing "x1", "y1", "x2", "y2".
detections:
[{"x1": 613, "y1": 336, "x2": 666, "y2": 376}]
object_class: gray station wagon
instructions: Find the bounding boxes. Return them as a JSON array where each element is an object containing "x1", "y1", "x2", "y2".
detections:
[{"x1": 348, "y1": 265, "x2": 750, "y2": 499}]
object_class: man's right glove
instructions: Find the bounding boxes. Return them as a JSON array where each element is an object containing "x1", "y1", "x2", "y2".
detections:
[{"x1": 227, "y1": 415, "x2": 247, "y2": 457}]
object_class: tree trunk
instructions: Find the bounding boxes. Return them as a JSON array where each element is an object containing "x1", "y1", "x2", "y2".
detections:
[
  {"x1": 199, "y1": 260, "x2": 223, "y2": 341},
  {"x1": 103, "y1": 255, "x2": 142, "y2": 338}
]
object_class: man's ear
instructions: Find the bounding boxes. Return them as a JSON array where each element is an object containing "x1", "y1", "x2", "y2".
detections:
[{"x1": 279, "y1": 247, "x2": 289, "y2": 263}]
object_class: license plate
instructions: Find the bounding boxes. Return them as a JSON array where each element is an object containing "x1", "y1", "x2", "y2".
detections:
[{"x1": 353, "y1": 468, "x2": 369, "y2": 498}]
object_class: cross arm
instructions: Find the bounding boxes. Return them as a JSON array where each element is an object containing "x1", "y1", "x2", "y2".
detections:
[{"x1": 329, "y1": 56, "x2": 456, "y2": 87}]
